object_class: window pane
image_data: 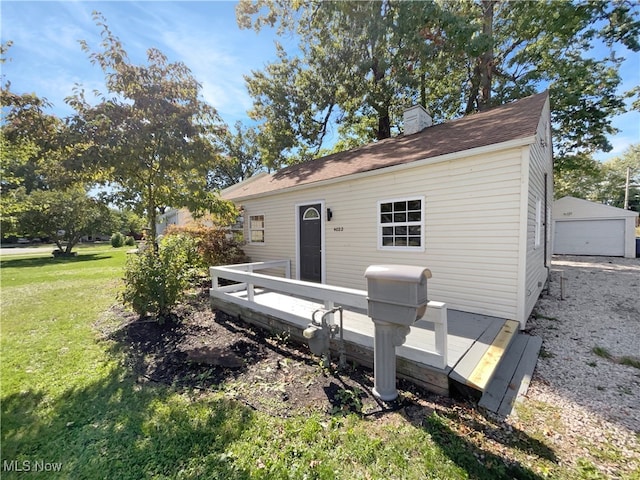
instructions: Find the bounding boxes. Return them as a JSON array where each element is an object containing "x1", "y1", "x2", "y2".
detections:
[
  {"x1": 409, "y1": 226, "x2": 421, "y2": 235},
  {"x1": 394, "y1": 212, "x2": 406, "y2": 222},
  {"x1": 381, "y1": 213, "x2": 393, "y2": 223},
  {"x1": 393, "y1": 201, "x2": 407, "y2": 212},
  {"x1": 251, "y1": 231, "x2": 264, "y2": 242},
  {"x1": 250, "y1": 216, "x2": 264, "y2": 229},
  {"x1": 303, "y1": 208, "x2": 319, "y2": 220},
  {"x1": 408, "y1": 211, "x2": 421, "y2": 222},
  {"x1": 382, "y1": 227, "x2": 393, "y2": 236},
  {"x1": 394, "y1": 226, "x2": 407, "y2": 236},
  {"x1": 408, "y1": 200, "x2": 421, "y2": 211},
  {"x1": 382, "y1": 237, "x2": 394, "y2": 246},
  {"x1": 408, "y1": 237, "x2": 421, "y2": 247},
  {"x1": 395, "y1": 237, "x2": 407, "y2": 246},
  {"x1": 380, "y1": 202, "x2": 392, "y2": 213}
]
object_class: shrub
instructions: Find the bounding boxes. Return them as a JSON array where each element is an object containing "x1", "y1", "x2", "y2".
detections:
[
  {"x1": 124, "y1": 235, "x2": 136, "y2": 247},
  {"x1": 159, "y1": 232, "x2": 203, "y2": 285},
  {"x1": 121, "y1": 223, "x2": 248, "y2": 320},
  {"x1": 121, "y1": 235, "x2": 199, "y2": 319},
  {"x1": 111, "y1": 232, "x2": 124, "y2": 248},
  {"x1": 164, "y1": 223, "x2": 248, "y2": 268}
]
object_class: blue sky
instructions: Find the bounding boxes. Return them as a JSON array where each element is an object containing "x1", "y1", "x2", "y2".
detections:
[{"x1": 2, "y1": 1, "x2": 639, "y2": 161}]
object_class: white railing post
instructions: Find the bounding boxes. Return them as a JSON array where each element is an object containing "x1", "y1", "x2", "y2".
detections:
[
  {"x1": 323, "y1": 299, "x2": 335, "y2": 325},
  {"x1": 210, "y1": 267, "x2": 219, "y2": 290},
  {"x1": 428, "y1": 301, "x2": 448, "y2": 369},
  {"x1": 247, "y1": 264, "x2": 255, "y2": 302}
]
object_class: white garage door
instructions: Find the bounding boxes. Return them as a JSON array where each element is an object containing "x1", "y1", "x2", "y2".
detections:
[{"x1": 554, "y1": 219, "x2": 625, "y2": 256}]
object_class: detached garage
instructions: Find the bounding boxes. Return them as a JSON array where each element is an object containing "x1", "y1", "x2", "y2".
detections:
[{"x1": 553, "y1": 196, "x2": 639, "y2": 258}]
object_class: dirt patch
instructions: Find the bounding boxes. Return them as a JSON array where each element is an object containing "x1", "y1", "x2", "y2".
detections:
[{"x1": 97, "y1": 294, "x2": 428, "y2": 417}]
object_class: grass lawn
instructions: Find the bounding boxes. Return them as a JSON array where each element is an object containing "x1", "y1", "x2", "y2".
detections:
[{"x1": 0, "y1": 244, "x2": 613, "y2": 479}]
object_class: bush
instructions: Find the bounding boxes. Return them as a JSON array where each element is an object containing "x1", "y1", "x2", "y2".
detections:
[
  {"x1": 121, "y1": 222, "x2": 248, "y2": 320},
  {"x1": 124, "y1": 235, "x2": 136, "y2": 247},
  {"x1": 164, "y1": 223, "x2": 248, "y2": 268},
  {"x1": 121, "y1": 234, "x2": 200, "y2": 319},
  {"x1": 111, "y1": 232, "x2": 124, "y2": 248}
]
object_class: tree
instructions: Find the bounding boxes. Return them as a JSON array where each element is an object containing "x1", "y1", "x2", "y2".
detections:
[
  {"x1": 553, "y1": 153, "x2": 604, "y2": 200},
  {"x1": 117, "y1": 208, "x2": 147, "y2": 238},
  {"x1": 1, "y1": 42, "x2": 98, "y2": 245},
  {"x1": 67, "y1": 13, "x2": 234, "y2": 247},
  {"x1": 594, "y1": 144, "x2": 640, "y2": 210},
  {"x1": 210, "y1": 121, "x2": 264, "y2": 190},
  {"x1": 237, "y1": 0, "x2": 639, "y2": 171},
  {"x1": 238, "y1": 1, "x2": 449, "y2": 167},
  {"x1": 18, "y1": 187, "x2": 117, "y2": 254}
]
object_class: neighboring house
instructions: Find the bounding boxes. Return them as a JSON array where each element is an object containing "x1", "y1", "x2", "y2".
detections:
[
  {"x1": 155, "y1": 208, "x2": 238, "y2": 240},
  {"x1": 156, "y1": 208, "x2": 204, "y2": 236},
  {"x1": 221, "y1": 92, "x2": 554, "y2": 329},
  {"x1": 553, "y1": 196, "x2": 638, "y2": 258}
]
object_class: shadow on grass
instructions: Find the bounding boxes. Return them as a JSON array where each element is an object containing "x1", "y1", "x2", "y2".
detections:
[
  {"x1": 399, "y1": 403, "x2": 557, "y2": 480},
  {"x1": 1, "y1": 366, "x2": 254, "y2": 479},
  {"x1": 0, "y1": 253, "x2": 112, "y2": 269}
]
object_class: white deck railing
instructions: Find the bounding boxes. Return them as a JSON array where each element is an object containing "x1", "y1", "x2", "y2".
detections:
[{"x1": 210, "y1": 260, "x2": 448, "y2": 369}]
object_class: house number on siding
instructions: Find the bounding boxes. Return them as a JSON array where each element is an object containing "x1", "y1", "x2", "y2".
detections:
[{"x1": 333, "y1": 227, "x2": 344, "y2": 232}]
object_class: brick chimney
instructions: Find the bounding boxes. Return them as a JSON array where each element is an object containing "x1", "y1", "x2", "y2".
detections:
[{"x1": 403, "y1": 105, "x2": 432, "y2": 135}]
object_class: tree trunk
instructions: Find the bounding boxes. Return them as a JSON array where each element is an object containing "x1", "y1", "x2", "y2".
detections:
[
  {"x1": 464, "y1": 0, "x2": 495, "y2": 114},
  {"x1": 420, "y1": 70, "x2": 426, "y2": 109},
  {"x1": 477, "y1": 0, "x2": 495, "y2": 112},
  {"x1": 147, "y1": 184, "x2": 159, "y2": 254},
  {"x1": 377, "y1": 109, "x2": 391, "y2": 140}
]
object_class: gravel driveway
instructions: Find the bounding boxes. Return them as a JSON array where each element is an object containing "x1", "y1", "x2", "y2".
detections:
[{"x1": 520, "y1": 255, "x2": 639, "y2": 475}]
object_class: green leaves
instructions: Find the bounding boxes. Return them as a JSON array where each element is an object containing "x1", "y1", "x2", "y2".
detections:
[
  {"x1": 239, "y1": 0, "x2": 638, "y2": 177},
  {"x1": 17, "y1": 187, "x2": 115, "y2": 252},
  {"x1": 68, "y1": 13, "x2": 229, "y2": 242}
]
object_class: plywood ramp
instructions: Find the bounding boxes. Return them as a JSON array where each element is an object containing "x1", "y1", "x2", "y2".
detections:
[
  {"x1": 478, "y1": 334, "x2": 542, "y2": 416},
  {"x1": 448, "y1": 317, "x2": 542, "y2": 416}
]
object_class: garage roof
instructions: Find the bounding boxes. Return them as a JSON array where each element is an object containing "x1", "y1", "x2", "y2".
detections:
[{"x1": 553, "y1": 196, "x2": 639, "y2": 220}]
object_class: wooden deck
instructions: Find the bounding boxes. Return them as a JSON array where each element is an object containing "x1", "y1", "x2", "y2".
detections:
[{"x1": 209, "y1": 261, "x2": 541, "y2": 414}]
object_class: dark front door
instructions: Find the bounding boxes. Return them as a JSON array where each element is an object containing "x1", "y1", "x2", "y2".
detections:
[{"x1": 299, "y1": 203, "x2": 322, "y2": 283}]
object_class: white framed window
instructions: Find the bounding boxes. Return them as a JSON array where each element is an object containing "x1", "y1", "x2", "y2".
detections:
[
  {"x1": 534, "y1": 198, "x2": 542, "y2": 249},
  {"x1": 378, "y1": 196, "x2": 425, "y2": 251},
  {"x1": 249, "y1": 214, "x2": 265, "y2": 244}
]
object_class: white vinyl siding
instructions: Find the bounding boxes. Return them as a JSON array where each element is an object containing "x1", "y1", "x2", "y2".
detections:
[
  {"x1": 241, "y1": 147, "x2": 527, "y2": 321},
  {"x1": 522, "y1": 97, "x2": 553, "y2": 326}
]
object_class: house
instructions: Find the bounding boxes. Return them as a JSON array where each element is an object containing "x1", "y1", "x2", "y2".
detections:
[
  {"x1": 156, "y1": 208, "x2": 194, "y2": 236},
  {"x1": 156, "y1": 208, "x2": 217, "y2": 237},
  {"x1": 221, "y1": 92, "x2": 554, "y2": 330},
  {"x1": 553, "y1": 196, "x2": 638, "y2": 258}
]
